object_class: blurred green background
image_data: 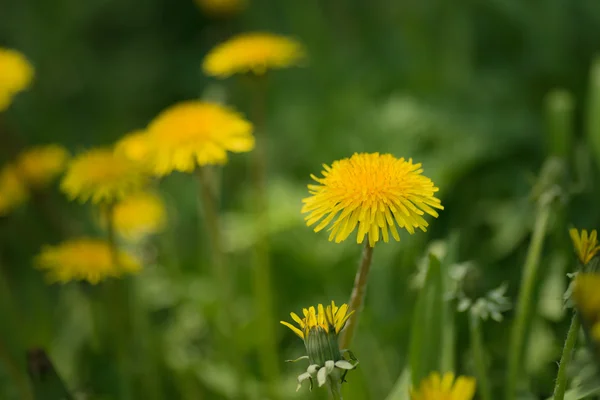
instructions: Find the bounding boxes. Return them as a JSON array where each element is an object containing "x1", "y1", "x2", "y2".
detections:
[{"x1": 2, "y1": 0, "x2": 600, "y2": 399}]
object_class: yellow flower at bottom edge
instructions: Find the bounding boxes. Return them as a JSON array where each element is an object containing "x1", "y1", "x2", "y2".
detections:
[
  {"x1": 35, "y1": 238, "x2": 141, "y2": 284},
  {"x1": 0, "y1": 164, "x2": 28, "y2": 216},
  {"x1": 102, "y1": 192, "x2": 167, "y2": 240},
  {"x1": 573, "y1": 273, "x2": 600, "y2": 330},
  {"x1": 16, "y1": 145, "x2": 69, "y2": 188},
  {"x1": 202, "y1": 32, "x2": 305, "y2": 78},
  {"x1": 61, "y1": 148, "x2": 147, "y2": 204},
  {"x1": 569, "y1": 228, "x2": 600, "y2": 266},
  {"x1": 411, "y1": 372, "x2": 476, "y2": 400},
  {"x1": 302, "y1": 152, "x2": 444, "y2": 247},
  {"x1": 145, "y1": 101, "x2": 254, "y2": 175},
  {"x1": 0, "y1": 48, "x2": 34, "y2": 111}
]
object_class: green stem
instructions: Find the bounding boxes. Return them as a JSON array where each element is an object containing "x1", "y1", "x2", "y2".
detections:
[
  {"x1": 328, "y1": 377, "x2": 344, "y2": 400},
  {"x1": 506, "y1": 203, "x2": 552, "y2": 400},
  {"x1": 469, "y1": 313, "x2": 492, "y2": 400},
  {"x1": 339, "y1": 243, "x2": 374, "y2": 350},
  {"x1": 553, "y1": 313, "x2": 580, "y2": 400}
]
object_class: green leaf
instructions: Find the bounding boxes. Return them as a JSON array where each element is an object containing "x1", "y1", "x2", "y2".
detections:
[{"x1": 385, "y1": 367, "x2": 411, "y2": 400}]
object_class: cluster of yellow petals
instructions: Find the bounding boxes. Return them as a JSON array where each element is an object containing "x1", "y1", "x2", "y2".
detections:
[
  {"x1": 0, "y1": 48, "x2": 34, "y2": 111},
  {"x1": 144, "y1": 101, "x2": 254, "y2": 175},
  {"x1": 16, "y1": 145, "x2": 69, "y2": 188},
  {"x1": 35, "y1": 238, "x2": 141, "y2": 284},
  {"x1": 280, "y1": 302, "x2": 353, "y2": 340},
  {"x1": 115, "y1": 130, "x2": 151, "y2": 166},
  {"x1": 195, "y1": 0, "x2": 246, "y2": 16},
  {"x1": 105, "y1": 192, "x2": 167, "y2": 240},
  {"x1": 411, "y1": 372, "x2": 476, "y2": 400},
  {"x1": 302, "y1": 153, "x2": 444, "y2": 247},
  {"x1": 61, "y1": 148, "x2": 147, "y2": 204},
  {"x1": 203, "y1": 32, "x2": 305, "y2": 77},
  {"x1": 573, "y1": 273, "x2": 600, "y2": 341},
  {"x1": 0, "y1": 164, "x2": 28, "y2": 216},
  {"x1": 569, "y1": 228, "x2": 600, "y2": 266}
]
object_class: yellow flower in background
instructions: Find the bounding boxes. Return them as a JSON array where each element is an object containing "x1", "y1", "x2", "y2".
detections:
[
  {"x1": 411, "y1": 372, "x2": 476, "y2": 400},
  {"x1": 203, "y1": 32, "x2": 305, "y2": 77},
  {"x1": 16, "y1": 145, "x2": 69, "y2": 188},
  {"x1": 35, "y1": 238, "x2": 141, "y2": 284},
  {"x1": 145, "y1": 101, "x2": 254, "y2": 175},
  {"x1": 0, "y1": 48, "x2": 34, "y2": 111},
  {"x1": 569, "y1": 228, "x2": 600, "y2": 265},
  {"x1": 573, "y1": 273, "x2": 600, "y2": 341},
  {"x1": 302, "y1": 153, "x2": 444, "y2": 247},
  {"x1": 103, "y1": 192, "x2": 167, "y2": 240},
  {"x1": 115, "y1": 130, "x2": 151, "y2": 165},
  {"x1": 61, "y1": 148, "x2": 147, "y2": 204},
  {"x1": 281, "y1": 301, "x2": 354, "y2": 341},
  {"x1": 0, "y1": 164, "x2": 28, "y2": 216},
  {"x1": 195, "y1": 0, "x2": 246, "y2": 16}
]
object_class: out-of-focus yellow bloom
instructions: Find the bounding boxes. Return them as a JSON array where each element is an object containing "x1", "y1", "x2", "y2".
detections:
[
  {"x1": 195, "y1": 0, "x2": 246, "y2": 16},
  {"x1": 145, "y1": 101, "x2": 254, "y2": 175},
  {"x1": 0, "y1": 48, "x2": 34, "y2": 111},
  {"x1": 302, "y1": 153, "x2": 444, "y2": 247},
  {"x1": 569, "y1": 228, "x2": 600, "y2": 266},
  {"x1": 36, "y1": 238, "x2": 141, "y2": 284},
  {"x1": 0, "y1": 164, "x2": 28, "y2": 216},
  {"x1": 61, "y1": 148, "x2": 147, "y2": 204},
  {"x1": 203, "y1": 32, "x2": 305, "y2": 78},
  {"x1": 16, "y1": 145, "x2": 69, "y2": 188},
  {"x1": 411, "y1": 372, "x2": 476, "y2": 400},
  {"x1": 115, "y1": 130, "x2": 151, "y2": 165},
  {"x1": 281, "y1": 301, "x2": 353, "y2": 341},
  {"x1": 104, "y1": 192, "x2": 167, "y2": 240},
  {"x1": 573, "y1": 273, "x2": 600, "y2": 341}
]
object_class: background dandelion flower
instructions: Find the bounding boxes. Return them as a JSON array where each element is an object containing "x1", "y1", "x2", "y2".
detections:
[
  {"x1": 573, "y1": 273, "x2": 600, "y2": 341},
  {"x1": 16, "y1": 145, "x2": 69, "y2": 188},
  {"x1": 302, "y1": 152, "x2": 443, "y2": 247},
  {"x1": 0, "y1": 48, "x2": 34, "y2": 111},
  {"x1": 145, "y1": 101, "x2": 254, "y2": 175},
  {"x1": 411, "y1": 372, "x2": 476, "y2": 400},
  {"x1": 0, "y1": 164, "x2": 28, "y2": 216},
  {"x1": 101, "y1": 192, "x2": 167, "y2": 240},
  {"x1": 61, "y1": 148, "x2": 147, "y2": 204},
  {"x1": 115, "y1": 130, "x2": 151, "y2": 165},
  {"x1": 202, "y1": 32, "x2": 305, "y2": 77},
  {"x1": 35, "y1": 238, "x2": 141, "y2": 284}
]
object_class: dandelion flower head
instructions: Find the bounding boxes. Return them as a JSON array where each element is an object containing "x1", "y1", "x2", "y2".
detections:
[
  {"x1": 195, "y1": 0, "x2": 246, "y2": 16},
  {"x1": 0, "y1": 48, "x2": 34, "y2": 111},
  {"x1": 145, "y1": 101, "x2": 254, "y2": 175},
  {"x1": 61, "y1": 148, "x2": 147, "y2": 204},
  {"x1": 302, "y1": 153, "x2": 444, "y2": 247},
  {"x1": 103, "y1": 192, "x2": 167, "y2": 240},
  {"x1": 35, "y1": 238, "x2": 141, "y2": 284},
  {"x1": 0, "y1": 164, "x2": 28, "y2": 216},
  {"x1": 115, "y1": 130, "x2": 151, "y2": 166},
  {"x1": 280, "y1": 301, "x2": 353, "y2": 341},
  {"x1": 573, "y1": 273, "x2": 600, "y2": 341},
  {"x1": 16, "y1": 145, "x2": 69, "y2": 188},
  {"x1": 411, "y1": 372, "x2": 476, "y2": 400},
  {"x1": 569, "y1": 228, "x2": 600, "y2": 266},
  {"x1": 203, "y1": 32, "x2": 305, "y2": 77}
]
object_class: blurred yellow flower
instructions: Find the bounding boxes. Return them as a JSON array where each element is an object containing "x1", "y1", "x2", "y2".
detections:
[
  {"x1": 573, "y1": 273, "x2": 600, "y2": 341},
  {"x1": 281, "y1": 301, "x2": 353, "y2": 341},
  {"x1": 35, "y1": 238, "x2": 141, "y2": 284},
  {"x1": 195, "y1": 0, "x2": 246, "y2": 16},
  {"x1": 16, "y1": 145, "x2": 69, "y2": 188},
  {"x1": 411, "y1": 372, "x2": 476, "y2": 400},
  {"x1": 0, "y1": 164, "x2": 28, "y2": 216},
  {"x1": 61, "y1": 148, "x2": 147, "y2": 204},
  {"x1": 203, "y1": 32, "x2": 305, "y2": 77},
  {"x1": 569, "y1": 228, "x2": 600, "y2": 265},
  {"x1": 0, "y1": 48, "x2": 34, "y2": 111},
  {"x1": 115, "y1": 130, "x2": 151, "y2": 165},
  {"x1": 302, "y1": 153, "x2": 444, "y2": 247},
  {"x1": 145, "y1": 101, "x2": 254, "y2": 175},
  {"x1": 103, "y1": 192, "x2": 167, "y2": 240}
]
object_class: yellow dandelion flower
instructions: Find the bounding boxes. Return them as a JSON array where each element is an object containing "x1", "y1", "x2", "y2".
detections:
[
  {"x1": 0, "y1": 48, "x2": 34, "y2": 111},
  {"x1": 195, "y1": 0, "x2": 246, "y2": 16},
  {"x1": 411, "y1": 372, "x2": 476, "y2": 400},
  {"x1": 145, "y1": 101, "x2": 254, "y2": 175},
  {"x1": 35, "y1": 238, "x2": 141, "y2": 284},
  {"x1": 101, "y1": 192, "x2": 167, "y2": 240},
  {"x1": 569, "y1": 228, "x2": 600, "y2": 266},
  {"x1": 302, "y1": 153, "x2": 444, "y2": 247},
  {"x1": 573, "y1": 273, "x2": 600, "y2": 341},
  {"x1": 16, "y1": 145, "x2": 69, "y2": 188},
  {"x1": 61, "y1": 148, "x2": 147, "y2": 204},
  {"x1": 281, "y1": 301, "x2": 354, "y2": 341},
  {"x1": 115, "y1": 130, "x2": 151, "y2": 165},
  {"x1": 202, "y1": 32, "x2": 305, "y2": 78},
  {"x1": 0, "y1": 164, "x2": 28, "y2": 216}
]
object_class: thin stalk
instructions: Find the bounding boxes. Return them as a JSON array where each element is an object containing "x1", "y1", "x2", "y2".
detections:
[
  {"x1": 328, "y1": 377, "x2": 344, "y2": 400},
  {"x1": 248, "y1": 74, "x2": 280, "y2": 389},
  {"x1": 506, "y1": 203, "x2": 552, "y2": 400},
  {"x1": 552, "y1": 313, "x2": 580, "y2": 400},
  {"x1": 339, "y1": 243, "x2": 374, "y2": 350},
  {"x1": 469, "y1": 313, "x2": 492, "y2": 400}
]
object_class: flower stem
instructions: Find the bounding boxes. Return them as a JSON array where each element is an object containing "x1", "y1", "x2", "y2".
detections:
[
  {"x1": 469, "y1": 313, "x2": 492, "y2": 400},
  {"x1": 340, "y1": 243, "x2": 374, "y2": 350},
  {"x1": 552, "y1": 313, "x2": 580, "y2": 400},
  {"x1": 328, "y1": 377, "x2": 344, "y2": 400},
  {"x1": 506, "y1": 203, "x2": 551, "y2": 400}
]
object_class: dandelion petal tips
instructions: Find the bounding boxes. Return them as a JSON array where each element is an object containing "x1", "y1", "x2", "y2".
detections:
[{"x1": 301, "y1": 152, "x2": 444, "y2": 247}]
